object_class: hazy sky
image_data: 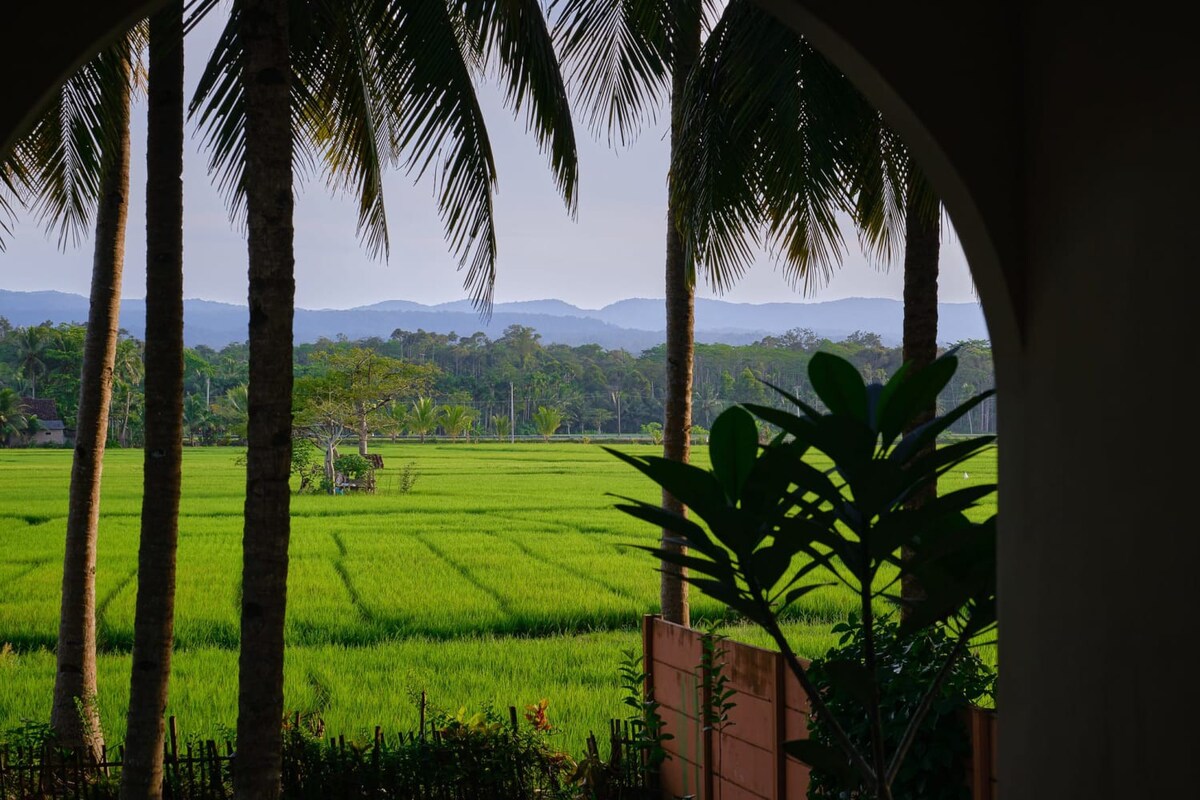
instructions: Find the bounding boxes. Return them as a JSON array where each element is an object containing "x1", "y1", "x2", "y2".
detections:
[{"x1": 1, "y1": 9, "x2": 978, "y2": 312}]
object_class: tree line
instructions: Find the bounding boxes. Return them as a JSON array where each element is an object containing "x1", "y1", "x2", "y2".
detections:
[{"x1": 0, "y1": 317, "x2": 996, "y2": 448}]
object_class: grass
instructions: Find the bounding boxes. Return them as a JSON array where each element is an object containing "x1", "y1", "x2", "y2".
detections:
[{"x1": 0, "y1": 441, "x2": 998, "y2": 752}]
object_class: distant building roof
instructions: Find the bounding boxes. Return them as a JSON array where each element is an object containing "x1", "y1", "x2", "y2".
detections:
[
  {"x1": 40, "y1": 419, "x2": 66, "y2": 431},
  {"x1": 21, "y1": 396, "x2": 60, "y2": 421}
]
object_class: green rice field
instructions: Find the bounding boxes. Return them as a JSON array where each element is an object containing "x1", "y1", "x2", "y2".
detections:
[{"x1": 0, "y1": 442, "x2": 998, "y2": 752}]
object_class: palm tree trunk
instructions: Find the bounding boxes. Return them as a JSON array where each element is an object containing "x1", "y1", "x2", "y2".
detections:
[
  {"x1": 900, "y1": 181, "x2": 941, "y2": 616},
  {"x1": 235, "y1": 0, "x2": 295, "y2": 796},
  {"x1": 51, "y1": 43, "x2": 133, "y2": 759},
  {"x1": 659, "y1": 12, "x2": 702, "y2": 628},
  {"x1": 120, "y1": 4, "x2": 184, "y2": 798}
]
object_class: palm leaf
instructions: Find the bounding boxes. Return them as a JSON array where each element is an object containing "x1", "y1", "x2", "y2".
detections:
[
  {"x1": 189, "y1": 0, "x2": 313, "y2": 229},
  {"x1": 0, "y1": 156, "x2": 31, "y2": 251},
  {"x1": 672, "y1": 0, "x2": 862, "y2": 295},
  {"x1": 463, "y1": 0, "x2": 579, "y2": 213},
  {"x1": 19, "y1": 31, "x2": 140, "y2": 250},
  {"x1": 292, "y1": 0, "x2": 397, "y2": 260},
  {"x1": 368, "y1": 0, "x2": 499, "y2": 312},
  {"x1": 551, "y1": 0, "x2": 670, "y2": 146}
]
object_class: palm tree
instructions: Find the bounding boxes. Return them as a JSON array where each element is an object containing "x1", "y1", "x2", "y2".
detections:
[
  {"x1": 491, "y1": 413, "x2": 511, "y2": 440},
  {"x1": 406, "y1": 397, "x2": 439, "y2": 442},
  {"x1": 553, "y1": 0, "x2": 700, "y2": 626},
  {"x1": 13, "y1": 326, "x2": 54, "y2": 398},
  {"x1": 669, "y1": 0, "x2": 950, "y2": 614},
  {"x1": 0, "y1": 387, "x2": 32, "y2": 444},
  {"x1": 184, "y1": 393, "x2": 213, "y2": 445},
  {"x1": 112, "y1": 337, "x2": 144, "y2": 447},
  {"x1": 439, "y1": 404, "x2": 475, "y2": 441},
  {"x1": 531, "y1": 404, "x2": 563, "y2": 441},
  {"x1": 185, "y1": 1, "x2": 579, "y2": 792},
  {"x1": 2, "y1": 36, "x2": 133, "y2": 743},
  {"x1": 119, "y1": 3, "x2": 187, "y2": 797},
  {"x1": 7, "y1": 31, "x2": 143, "y2": 757}
]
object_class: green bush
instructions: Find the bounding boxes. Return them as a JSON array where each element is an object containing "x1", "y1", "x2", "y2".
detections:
[
  {"x1": 333, "y1": 453, "x2": 372, "y2": 481},
  {"x1": 806, "y1": 614, "x2": 995, "y2": 800}
]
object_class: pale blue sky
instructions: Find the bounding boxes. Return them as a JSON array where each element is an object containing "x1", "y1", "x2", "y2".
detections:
[{"x1": 0, "y1": 7, "x2": 977, "y2": 312}]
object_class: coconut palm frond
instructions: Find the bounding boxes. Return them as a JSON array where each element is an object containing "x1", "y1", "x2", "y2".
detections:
[
  {"x1": 368, "y1": 0, "x2": 500, "y2": 314},
  {"x1": 674, "y1": 0, "x2": 857, "y2": 296},
  {"x1": 20, "y1": 33, "x2": 136, "y2": 250},
  {"x1": 0, "y1": 156, "x2": 31, "y2": 251},
  {"x1": 189, "y1": 3, "x2": 250, "y2": 222},
  {"x1": 759, "y1": 36, "x2": 859, "y2": 296},
  {"x1": 670, "y1": 2, "x2": 762, "y2": 293},
  {"x1": 189, "y1": 0, "x2": 312, "y2": 229},
  {"x1": 184, "y1": 0, "x2": 224, "y2": 35},
  {"x1": 464, "y1": 0, "x2": 579, "y2": 213},
  {"x1": 551, "y1": 0, "x2": 671, "y2": 146},
  {"x1": 848, "y1": 112, "x2": 907, "y2": 270},
  {"x1": 292, "y1": 0, "x2": 398, "y2": 261}
]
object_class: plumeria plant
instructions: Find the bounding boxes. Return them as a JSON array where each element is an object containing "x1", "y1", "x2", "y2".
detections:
[{"x1": 606, "y1": 349, "x2": 997, "y2": 800}]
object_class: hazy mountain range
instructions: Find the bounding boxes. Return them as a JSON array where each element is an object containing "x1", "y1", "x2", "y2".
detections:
[{"x1": 0, "y1": 290, "x2": 989, "y2": 351}]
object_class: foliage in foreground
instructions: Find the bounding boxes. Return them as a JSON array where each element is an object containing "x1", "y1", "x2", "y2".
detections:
[
  {"x1": 806, "y1": 614, "x2": 995, "y2": 800},
  {"x1": 609, "y1": 348, "x2": 997, "y2": 799},
  {"x1": 0, "y1": 691, "x2": 657, "y2": 800}
]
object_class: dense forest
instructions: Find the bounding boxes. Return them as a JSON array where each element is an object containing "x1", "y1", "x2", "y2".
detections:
[{"x1": 0, "y1": 317, "x2": 996, "y2": 446}]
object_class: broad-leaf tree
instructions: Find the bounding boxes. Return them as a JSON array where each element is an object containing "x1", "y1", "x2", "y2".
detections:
[{"x1": 307, "y1": 347, "x2": 436, "y2": 455}]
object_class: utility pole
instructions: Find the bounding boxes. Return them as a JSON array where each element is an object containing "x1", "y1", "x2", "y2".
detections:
[
  {"x1": 509, "y1": 382, "x2": 515, "y2": 443},
  {"x1": 611, "y1": 390, "x2": 622, "y2": 436}
]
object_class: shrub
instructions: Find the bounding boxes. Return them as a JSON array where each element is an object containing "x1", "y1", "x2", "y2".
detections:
[
  {"x1": 806, "y1": 614, "x2": 995, "y2": 800},
  {"x1": 639, "y1": 422, "x2": 662, "y2": 445},
  {"x1": 396, "y1": 461, "x2": 419, "y2": 494},
  {"x1": 280, "y1": 704, "x2": 576, "y2": 800},
  {"x1": 291, "y1": 439, "x2": 324, "y2": 494},
  {"x1": 333, "y1": 453, "x2": 372, "y2": 482}
]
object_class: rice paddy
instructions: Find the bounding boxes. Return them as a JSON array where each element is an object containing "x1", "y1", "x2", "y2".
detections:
[{"x1": 0, "y1": 442, "x2": 998, "y2": 752}]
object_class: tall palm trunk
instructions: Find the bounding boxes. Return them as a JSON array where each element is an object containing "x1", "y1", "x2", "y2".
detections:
[
  {"x1": 120, "y1": 4, "x2": 185, "y2": 798},
  {"x1": 659, "y1": 10, "x2": 702, "y2": 628},
  {"x1": 235, "y1": 0, "x2": 295, "y2": 796},
  {"x1": 899, "y1": 180, "x2": 940, "y2": 614},
  {"x1": 51, "y1": 45, "x2": 133, "y2": 759}
]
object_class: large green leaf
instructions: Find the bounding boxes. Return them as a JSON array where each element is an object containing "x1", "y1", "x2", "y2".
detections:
[
  {"x1": 808, "y1": 352, "x2": 867, "y2": 423},
  {"x1": 614, "y1": 499, "x2": 727, "y2": 564},
  {"x1": 877, "y1": 350, "x2": 959, "y2": 448},
  {"x1": 890, "y1": 391, "x2": 995, "y2": 465},
  {"x1": 710, "y1": 405, "x2": 759, "y2": 502},
  {"x1": 603, "y1": 446, "x2": 726, "y2": 519}
]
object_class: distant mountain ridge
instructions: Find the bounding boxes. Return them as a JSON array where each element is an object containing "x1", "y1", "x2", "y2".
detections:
[{"x1": 0, "y1": 289, "x2": 989, "y2": 351}]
